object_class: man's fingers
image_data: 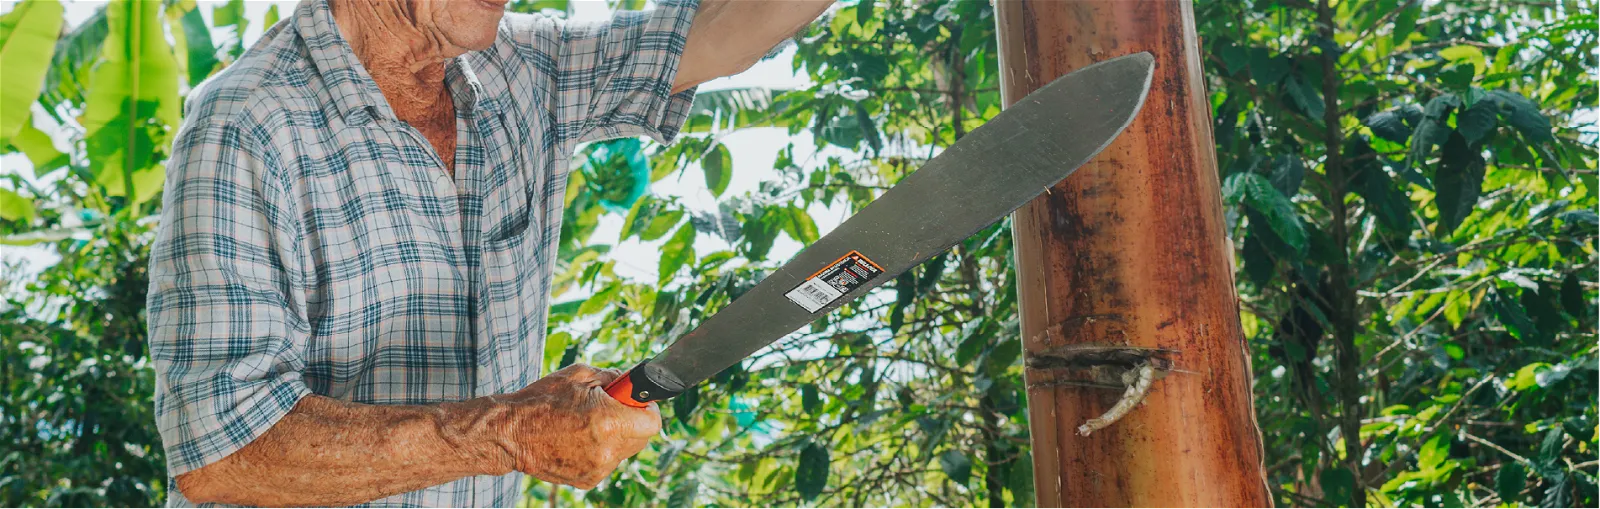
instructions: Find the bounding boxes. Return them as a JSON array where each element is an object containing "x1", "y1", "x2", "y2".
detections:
[
  {"x1": 554, "y1": 363, "x2": 600, "y2": 382},
  {"x1": 619, "y1": 404, "x2": 663, "y2": 438},
  {"x1": 573, "y1": 475, "x2": 604, "y2": 490},
  {"x1": 592, "y1": 368, "x2": 623, "y2": 387}
]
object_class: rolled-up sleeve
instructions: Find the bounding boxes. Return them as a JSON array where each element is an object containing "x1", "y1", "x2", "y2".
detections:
[
  {"x1": 500, "y1": 0, "x2": 701, "y2": 148},
  {"x1": 147, "y1": 118, "x2": 310, "y2": 476}
]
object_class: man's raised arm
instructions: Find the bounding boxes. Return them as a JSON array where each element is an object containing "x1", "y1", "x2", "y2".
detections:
[{"x1": 673, "y1": 0, "x2": 835, "y2": 93}]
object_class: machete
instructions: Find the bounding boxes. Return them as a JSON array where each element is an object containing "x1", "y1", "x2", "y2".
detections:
[{"x1": 605, "y1": 52, "x2": 1156, "y2": 407}]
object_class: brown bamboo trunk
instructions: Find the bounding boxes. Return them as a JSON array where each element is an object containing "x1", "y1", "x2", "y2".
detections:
[{"x1": 994, "y1": 0, "x2": 1272, "y2": 506}]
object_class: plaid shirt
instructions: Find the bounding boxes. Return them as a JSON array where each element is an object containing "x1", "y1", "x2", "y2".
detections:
[{"x1": 147, "y1": 0, "x2": 697, "y2": 506}]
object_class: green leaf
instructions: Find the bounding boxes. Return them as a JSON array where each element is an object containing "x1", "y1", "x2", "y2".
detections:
[
  {"x1": 1218, "y1": 42, "x2": 1248, "y2": 75},
  {"x1": 1523, "y1": 284, "x2": 1564, "y2": 342},
  {"x1": 667, "y1": 476, "x2": 698, "y2": 508},
  {"x1": 938, "y1": 449, "x2": 972, "y2": 485},
  {"x1": 1409, "y1": 94, "x2": 1459, "y2": 170},
  {"x1": 889, "y1": 272, "x2": 914, "y2": 333},
  {"x1": 577, "y1": 282, "x2": 620, "y2": 316},
  {"x1": 684, "y1": 87, "x2": 795, "y2": 132},
  {"x1": 1269, "y1": 154, "x2": 1305, "y2": 196},
  {"x1": 985, "y1": 337, "x2": 1021, "y2": 377},
  {"x1": 1418, "y1": 434, "x2": 1451, "y2": 470},
  {"x1": 796, "y1": 442, "x2": 829, "y2": 501},
  {"x1": 1347, "y1": 138, "x2": 1413, "y2": 235},
  {"x1": 658, "y1": 223, "x2": 697, "y2": 285},
  {"x1": 0, "y1": 0, "x2": 64, "y2": 143},
  {"x1": 1559, "y1": 272, "x2": 1586, "y2": 318},
  {"x1": 816, "y1": 107, "x2": 874, "y2": 150},
  {"x1": 1007, "y1": 451, "x2": 1034, "y2": 506},
  {"x1": 1574, "y1": 173, "x2": 1600, "y2": 200},
  {"x1": 954, "y1": 320, "x2": 994, "y2": 367},
  {"x1": 856, "y1": 0, "x2": 875, "y2": 25},
  {"x1": 264, "y1": 4, "x2": 281, "y2": 28},
  {"x1": 1287, "y1": 75, "x2": 1325, "y2": 119},
  {"x1": 1496, "y1": 462, "x2": 1527, "y2": 504},
  {"x1": 0, "y1": 188, "x2": 37, "y2": 223},
  {"x1": 10, "y1": 120, "x2": 66, "y2": 177},
  {"x1": 801, "y1": 383, "x2": 820, "y2": 413},
  {"x1": 618, "y1": 197, "x2": 651, "y2": 240},
  {"x1": 1536, "y1": 427, "x2": 1565, "y2": 468},
  {"x1": 38, "y1": 5, "x2": 105, "y2": 113},
  {"x1": 85, "y1": 100, "x2": 168, "y2": 206},
  {"x1": 1319, "y1": 467, "x2": 1356, "y2": 507},
  {"x1": 703, "y1": 143, "x2": 732, "y2": 197},
  {"x1": 787, "y1": 206, "x2": 819, "y2": 244},
  {"x1": 1485, "y1": 90, "x2": 1553, "y2": 143},
  {"x1": 854, "y1": 102, "x2": 883, "y2": 153},
  {"x1": 1242, "y1": 233, "x2": 1275, "y2": 287},
  {"x1": 1494, "y1": 291, "x2": 1541, "y2": 345},
  {"x1": 1438, "y1": 45, "x2": 1487, "y2": 76},
  {"x1": 83, "y1": 0, "x2": 181, "y2": 207},
  {"x1": 1455, "y1": 96, "x2": 1498, "y2": 145},
  {"x1": 639, "y1": 210, "x2": 683, "y2": 241},
  {"x1": 1432, "y1": 132, "x2": 1486, "y2": 237},
  {"x1": 1541, "y1": 472, "x2": 1573, "y2": 508},
  {"x1": 1364, "y1": 109, "x2": 1414, "y2": 143},
  {"x1": 213, "y1": 0, "x2": 249, "y2": 58},
  {"x1": 1247, "y1": 47, "x2": 1290, "y2": 85},
  {"x1": 179, "y1": 7, "x2": 217, "y2": 87},
  {"x1": 213, "y1": 0, "x2": 245, "y2": 29},
  {"x1": 673, "y1": 385, "x2": 699, "y2": 422},
  {"x1": 1391, "y1": 3, "x2": 1419, "y2": 42},
  {"x1": 1507, "y1": 362, "x2": 1550, "y2": 391},
  {"x1": 517, "y1": 0, "x2": 571, "y2": 13},
  {"x1": 1225, "y1": 173, "x2": 1307, "y2": 255},
  {"x1": 1557, "y1": 209, "x2": 1599, "y2": 229},
  {"x1": 1437, "y1": 65, "x2": 1475, "y2": 92}
]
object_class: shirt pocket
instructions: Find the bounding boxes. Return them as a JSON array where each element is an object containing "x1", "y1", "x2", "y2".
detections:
[{"x1": 478, "y1": 209, "x2": 546, "y2": 392}]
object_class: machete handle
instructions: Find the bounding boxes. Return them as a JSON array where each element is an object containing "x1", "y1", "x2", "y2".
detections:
[
  {"x1": 604, "y1": 360, "x2": 682, "y2": 408},
  {"x1": 604, "y1": 369, "x2": 650, "y2": 408}
]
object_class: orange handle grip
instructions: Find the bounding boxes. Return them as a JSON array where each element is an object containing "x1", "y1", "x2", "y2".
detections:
[{"x1": 604, "y1": 370, "x2": 650, "y2": 408}]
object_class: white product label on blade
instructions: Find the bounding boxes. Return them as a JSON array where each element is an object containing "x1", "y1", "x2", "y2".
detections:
[
  {"x1": 784, "y1": 250, "x2": 883, "y2": 313},
  {"x1": 785, "y1": 278, "x2": 844, "y2": 313}
]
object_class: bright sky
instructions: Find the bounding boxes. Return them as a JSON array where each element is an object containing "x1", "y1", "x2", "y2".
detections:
[{"x1": 0, "y1": 1, "x2": 849, "y2": 294}]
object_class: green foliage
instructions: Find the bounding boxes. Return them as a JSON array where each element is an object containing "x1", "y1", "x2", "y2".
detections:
[
  {"x1": 0, "y1": 0, "x2": 62, "y2": 143},
  {"x1": 81, "y1": 0, "x2": 179, "y2": 208},
  {"x1": 1, "y1": 0, "x2": 1593, "y2": 508},
  {"x1": 1204, "y1": 0, "x2": 1596, "y2": 506},
  {"x1": 2, "y1": 221, "x2": 163, "y2": 506}
]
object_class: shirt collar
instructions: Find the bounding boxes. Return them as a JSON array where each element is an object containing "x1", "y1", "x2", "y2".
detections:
[{"x1": 293, "y1": 0, "x2": 501, "y2": 125}]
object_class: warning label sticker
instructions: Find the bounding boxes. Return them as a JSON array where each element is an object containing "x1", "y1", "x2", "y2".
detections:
[{"x1": 784, "y1": 250, "x2": 884, "y2": 313}]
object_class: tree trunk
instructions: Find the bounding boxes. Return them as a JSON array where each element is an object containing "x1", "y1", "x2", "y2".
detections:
[{"x1": 994, "y1": 0, "x2": 1272, "y2": 506}]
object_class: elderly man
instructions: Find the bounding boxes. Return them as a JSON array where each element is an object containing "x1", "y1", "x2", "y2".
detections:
[{"x1": 147, "y1": 0, "x2": 831, "y2": 506}]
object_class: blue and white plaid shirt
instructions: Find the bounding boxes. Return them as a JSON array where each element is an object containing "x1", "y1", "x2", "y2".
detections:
[{"x1": 147, "y1": 0, "x2": 697, "y2": 505}]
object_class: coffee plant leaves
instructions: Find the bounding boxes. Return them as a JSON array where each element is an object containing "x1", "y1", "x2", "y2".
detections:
[{"x1": 796, "y1": 442, "x2": 830, "y2": 501}]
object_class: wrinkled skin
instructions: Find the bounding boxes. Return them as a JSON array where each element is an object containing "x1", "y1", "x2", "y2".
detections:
[
  {"x1": 330, "y1": 0, "x2": 510, "y2": 175},
  {"x1": 486, "y1": 366, "x2": 661, "y2": 488},
  {"x1": 176, "y1": 365, "x2": 658, "y2": 506}
]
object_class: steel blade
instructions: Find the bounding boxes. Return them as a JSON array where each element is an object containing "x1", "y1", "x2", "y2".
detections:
[{"x1": 634, "y1": 52, "x2": 1156, "y2": 395}]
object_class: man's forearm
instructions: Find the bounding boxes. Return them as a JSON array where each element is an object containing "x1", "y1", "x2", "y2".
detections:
[
  {"x1": 673, "y1": 0, "x2": 834, "y2": 93},
  {"x1": 176, "y1": 395, "x2": 514, "y2": 506}
]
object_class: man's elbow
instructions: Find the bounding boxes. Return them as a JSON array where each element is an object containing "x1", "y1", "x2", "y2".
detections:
[
  {"x1": 673, "y1": 46, "x2": 765, "y2": 93},
  {"x1": 175, "y1": 469, "x2": 224, "y2": 505}
]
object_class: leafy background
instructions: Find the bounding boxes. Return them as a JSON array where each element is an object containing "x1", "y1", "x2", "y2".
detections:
[{"x1": 0, "y1": 0, "x2": 1595, "y2": 507}]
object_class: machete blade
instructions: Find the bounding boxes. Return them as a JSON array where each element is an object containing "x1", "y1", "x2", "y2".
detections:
[{"x1": 608, "y1": 52, "x2": 1156, "y2": 405}]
